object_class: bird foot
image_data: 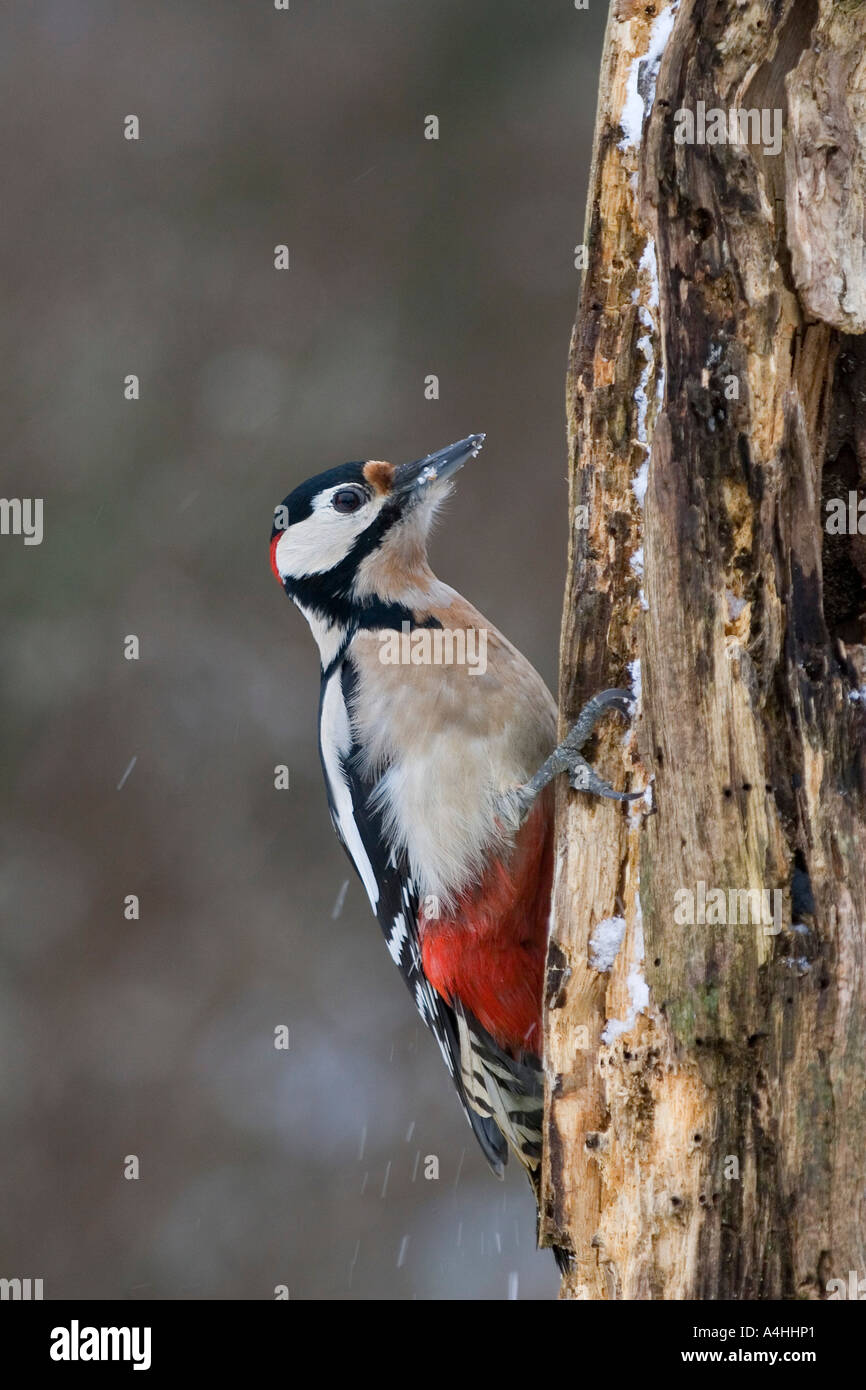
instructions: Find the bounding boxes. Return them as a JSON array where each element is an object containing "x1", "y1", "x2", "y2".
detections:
[
  {"x1": 501, "y1": 688, "x2": 644, "y2": 831},
  {"x1": 558, "y1": 688, "x2": 643, "y2": 801}
]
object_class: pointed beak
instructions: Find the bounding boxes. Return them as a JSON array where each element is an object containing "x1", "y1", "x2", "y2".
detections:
[{"x1": 393, "y1": 433, "x2": 486, "y2": 499}]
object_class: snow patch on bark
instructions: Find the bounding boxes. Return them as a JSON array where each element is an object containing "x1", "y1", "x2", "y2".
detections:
[
  {"x1": 602, "y1": 893, "x2": 649, "y2": 1044},
  {"x1": 589, "y1": 916, "x2": 627, "y2": 972},
  {"x1": 632, "y1": 459, "x2": 649, "y2": 508},
  {"x1": 618, "y1": 3, "x2": 679, "y2": 152},
  {"x1": 639, "y1": 238, "x2": 661, "y2": 308},
  {"x1": 628, "y1": 658, "x2": 642, "y2": 708}
]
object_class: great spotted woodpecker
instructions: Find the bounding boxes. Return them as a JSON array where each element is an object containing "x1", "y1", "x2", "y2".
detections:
[{"x1": 270, "y1": 435, "x2": 638, "y2": 1265}]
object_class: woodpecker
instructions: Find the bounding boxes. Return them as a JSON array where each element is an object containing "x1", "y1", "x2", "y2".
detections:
[{"x1": 270, "y1": 434, "x2": 638, "y2": 1267}]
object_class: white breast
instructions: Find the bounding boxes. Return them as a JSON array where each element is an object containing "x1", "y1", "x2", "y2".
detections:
[{"x1": 345, "y1": 623, "x2": 556, "y2": 908}]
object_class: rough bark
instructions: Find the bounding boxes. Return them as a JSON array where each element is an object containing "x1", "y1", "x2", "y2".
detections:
[{"x1": 542, "y1": 0, "x2": 866, "y2": 1300}]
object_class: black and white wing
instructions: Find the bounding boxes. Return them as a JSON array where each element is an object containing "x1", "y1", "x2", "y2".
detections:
[{"x1": 317, "y1": 657, "x2": 509, "y2": 1175}]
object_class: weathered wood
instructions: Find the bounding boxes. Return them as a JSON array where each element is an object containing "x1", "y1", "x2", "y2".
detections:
[
  {"x1": 543, "y1": 0, "x2": 866, "y2": 1301},
  {"x1": 786, "y1": 1, "x2": 866, "y2": 333}
]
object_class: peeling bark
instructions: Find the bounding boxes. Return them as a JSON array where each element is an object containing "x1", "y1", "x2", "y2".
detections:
[{"x1": 543, "y1": 0, "x2": 866, "y2": 1301}]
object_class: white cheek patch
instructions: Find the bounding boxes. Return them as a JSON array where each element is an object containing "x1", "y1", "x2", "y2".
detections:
[{"x1": 274, "y1": 487, "x2": 385, "y2": 579}]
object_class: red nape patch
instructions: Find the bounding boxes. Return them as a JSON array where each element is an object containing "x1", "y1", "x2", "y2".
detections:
[
  {"x1": 419, "y1": 792, "x2": 554, "y2": 1056},
  {"x1": 270, "y1": 533, "x2": 282, "y2": 584}
]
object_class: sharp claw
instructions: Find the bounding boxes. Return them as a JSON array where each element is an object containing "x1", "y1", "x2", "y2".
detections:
[
  {"x1": 570, "y1": 760, "x2": 645, "y2": 802},
  {"x1": 601, "y1": 785, "x2": 646, "y2": 803},
  {"x1": 594, "y1": 687, "x2": 635, "y2": 712},
  {"x1": 599, "y1": 689, "x2": 635, "y2": 719}
]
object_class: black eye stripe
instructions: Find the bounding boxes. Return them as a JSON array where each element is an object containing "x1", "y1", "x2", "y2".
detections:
[{"x1": 332, "y1": 487, "x2": 366, "y2": 514}]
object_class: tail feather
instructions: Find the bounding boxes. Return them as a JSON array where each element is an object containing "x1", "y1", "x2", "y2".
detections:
[
  {"x1": 454, "y1": 1005, "x2": 544, "y2": 1174},
  {"x1": 453, "y1": 1003, "x2": 573, "y2": 1273}
]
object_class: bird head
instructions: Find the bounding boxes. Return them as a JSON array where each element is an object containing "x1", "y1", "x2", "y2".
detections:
[{"x1": 270, "y1": 434, "x2": 485, "y2": 648}]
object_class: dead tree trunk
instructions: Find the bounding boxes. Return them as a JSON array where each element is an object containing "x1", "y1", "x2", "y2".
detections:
[{"x1": 542, "y1": 0, "x2": 866, "y2": 1300}]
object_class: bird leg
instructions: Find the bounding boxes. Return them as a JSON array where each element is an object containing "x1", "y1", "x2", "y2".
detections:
[{"x1": 500, "y1": 688, "x2": 644, "y2": 832}]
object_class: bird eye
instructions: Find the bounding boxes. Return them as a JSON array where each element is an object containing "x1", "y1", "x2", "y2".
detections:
[{"x1": 332, "y1": 487, "x2": 366, "y2": 514}]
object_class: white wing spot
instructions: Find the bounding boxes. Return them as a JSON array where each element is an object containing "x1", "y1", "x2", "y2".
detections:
[
  {"x1": 386, "y1": 913, "x2": 408, "y2": 965},
  {"x1": 415, "y1": 980, "x2": 432, "y2": 1020}
]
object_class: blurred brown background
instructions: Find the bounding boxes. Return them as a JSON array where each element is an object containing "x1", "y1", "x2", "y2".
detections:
[{"x1": 0, "y1": 0, "x2": 605, "y2": 1299}]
